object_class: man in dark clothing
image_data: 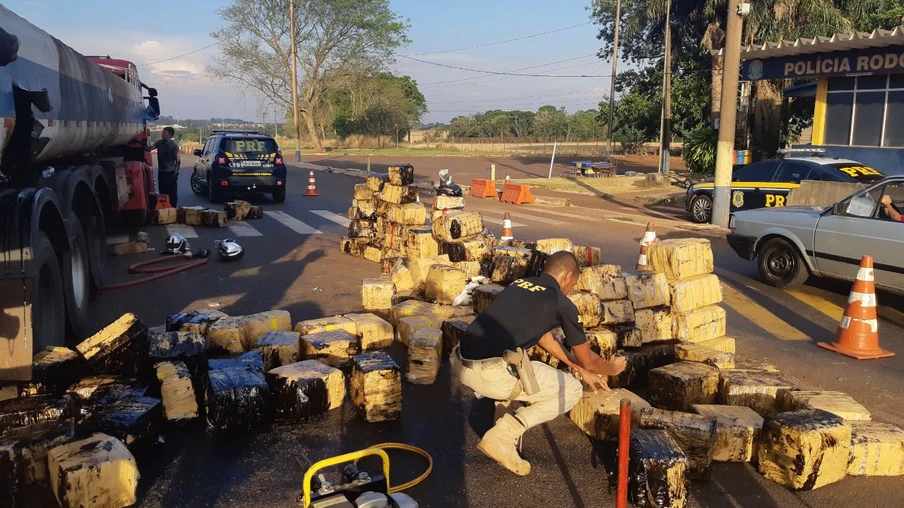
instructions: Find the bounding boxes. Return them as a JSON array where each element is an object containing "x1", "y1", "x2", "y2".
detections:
[
  {"x1": 453, "y1": 251, "x2": 627, "y2": 476},
  {"x1": 146, "y1": 126, "x2": 180, "y2": 206}
]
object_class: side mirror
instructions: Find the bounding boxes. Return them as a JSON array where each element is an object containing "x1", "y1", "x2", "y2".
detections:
[
  {"x1": 832, "y1": 201, "x2": 846, "y2": 215},
  {"x1": 193, "y1": 149, "x2": 203, "y2": 157}
]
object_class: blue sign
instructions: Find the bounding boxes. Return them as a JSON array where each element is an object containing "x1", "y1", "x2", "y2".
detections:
[{"x1": 742, "y1": 45, "x2": 904, "y2": 80}]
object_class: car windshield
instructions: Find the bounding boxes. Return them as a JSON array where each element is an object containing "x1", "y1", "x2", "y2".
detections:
[
  {"x1": 222, "y1": 138, "x2": 278, "y2": 155},
  {"x1": 824, "y1": 163, "x2": 885, "y2": 183}
]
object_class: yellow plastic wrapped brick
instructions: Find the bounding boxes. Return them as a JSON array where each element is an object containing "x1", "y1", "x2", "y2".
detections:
[
  {"x1": 647, "y1": 361, "x2": 719, "y2": 412},
  {"x1": 410, "y1": 254, "x2": 452, "y2": 291},
  {"x1": 670, "y1": 274, "x2": 723, "y2": 313},
  {"x1": 672, "y1": 305, "x2": 726, "y2": 343},
  {"x1": 406, "y1": 327, "x2": 443, "y2": 385},
  {"x1": 847, "y1": 421, "x2": 904, "y2": 476},
  {"x1": 569, "y1": 388, "x2": 650, "y2": 441},
  {"x1": 567, "y1": 292, "x2": 603, "y2": 329},
  {"x1": 647, "y1": 238, "x2": 714, "y2": 283},
  {"x1": 433, "y1": 195, "x2": 465, "y2": 211},
  {"x1": 472, "y1": 283, "x2": 506, "y2": 314},
  {"x1": 573, "y1": 245, "x2": 602, "y2": 267},
  {"x1": 207, "y1": 316, "x2": 246, "y2": 354},
  {"x1": 719, "y1": 370, "x2": 795, "y2": 416},
  {"x1": 300, "y1": 330, "x2": 359, "y2": 368},
  {"x1": 345, "y1": 313, "x2": 394, "y2": 350},
  {"x1": 675, "y1": 343, "x2": 735, "y2": 369},
  {"x1": 386, "y1": 203, "x2": 427, "y2": 225},
  {"x1": 155, "y1": 361, "x2": 199, "y2": 422},
  {"x1": 354, "y1": 184, "x2": 374, "y2": 200},
  {"x1": 366, "y1": 175, "x2": 383, "y2": 192},
  {"x1": 490, "y1": 247, "x2": 532, "y2": 285},
  {"x1": 692, "y1": 404, "x2": 764, "y2": 462},
  {"x1": 362, "y1": 276, "x2": 395, "y2": 310},
  {"x1": 241, "y1": 310, "x2": 293, "y2": 351},
  {"x1": 425, "y1": 265, "x2": 467, "y2": 305},
  {"x1": 295, "y1": 316, "x2": 358, "y2": 336},
  {"x1": 453, "y1": 261, "x2": 481, "y2": 280},
  {"x1": 351, "y1": 352, "x2": 401, "y2": 422},
  {"x1": 363, "y1": 245, "x2": 383, "y2": 263},
  {"x1": 635, "y1": 306, "x2": 673, "y2": 344},
  {"x1": 48, "y1": 433, "x2": 139, "y2": 508},
  {"x1": 380, "y1": 184, "x2": 418, "y2": 205},
  {"x1": 600, "y1": 299, "x2": 635, "y2": 325},
  {"x1": 778, "y1": 391, "x2": 871, "y2": 421},
  {"x1": 535, "y1": 238, "x2": 574, "y2": 255},
  {"x1": 397, "y1": 314, "x2": 444, "y2": 347},
  {"x1": 576, "y1": 264, "x2": 627, "y2": 301},
  {"x1": 405, "y1": 228, "x2": 440, "y2": 260},
  {"x1": 432, "y1": 211, "x2": 485, "y2": 242},
  {"x1": 390, "y1": 263, "x2": 414, "y2": 293},
  {"x1": 586, "y1": 328, "x2": 618, "y2": 359},
  {"x1": 697, "y1": 336, "x2": 736, "y2": 354},
  {"x1": 625, "y1": 271, "x2": 670, "y2": 309}
]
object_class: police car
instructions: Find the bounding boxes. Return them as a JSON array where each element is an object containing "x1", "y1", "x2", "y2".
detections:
[
  {"x1": 685, "y1": 152, "x2": 886, "y2": 223},
  {"x1": 191, "y1": 130, "x2": 287, "y2": 203}
]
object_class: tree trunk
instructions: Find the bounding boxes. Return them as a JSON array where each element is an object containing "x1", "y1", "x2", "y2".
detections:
[{"x1": 302, "y1": 105, "x2": 322, "y2": 152}]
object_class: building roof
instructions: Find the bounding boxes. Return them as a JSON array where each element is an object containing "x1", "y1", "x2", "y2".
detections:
[{"x1": 714, "y1": 26, "x2": 904, "y2": 60}]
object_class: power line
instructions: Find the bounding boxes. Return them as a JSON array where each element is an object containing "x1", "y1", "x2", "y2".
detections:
[
  {"x1": 428, "y1": 89, "x2": 602, "y2": 105},
  {"x1": 398, "y1": 53, "x2": 607, "y2": 78},
  {"x1": 403, "y1": 22, "x2": 593, "y2": 56},
  {"x1": 139, "y1": 42, "x2": 220, "y2": 66},
  {"x1": 417, "y1": 54, "x2": 599, "y2": 87}
]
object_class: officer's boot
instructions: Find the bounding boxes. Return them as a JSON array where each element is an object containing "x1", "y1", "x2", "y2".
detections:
[{"x1": 477, "y1": 413, "x2": 531, "y2": 476}]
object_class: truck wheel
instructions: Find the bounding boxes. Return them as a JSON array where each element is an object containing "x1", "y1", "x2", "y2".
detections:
[
  {"x1": 62, "y1": 212, "x2": 91, "y2": 338},
  {"x1": 31, "y1": 231, "x2": 66, "y2": 350},
  {"x1": 690, "y1": 195, "x2": 713, "y2": 223},
  {"x1": 272, "y1": 186, "x2": 286, "y2": 203},
  {"x1": 757, "y1": 238, "x2": 809, "y2": 288},
  {"x1": 83, "y1": 210, "x2": 106, "y2": 297}
]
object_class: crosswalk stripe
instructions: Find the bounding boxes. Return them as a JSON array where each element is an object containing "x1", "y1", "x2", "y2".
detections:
[
  {"x1": 516, "y1": 207, "x2": 608, "y2": 223},
  {"x1": 166, "y1": 223, "x2": 198, "y2": 239},
  {"x1": 482, "y1": 216, "x2": 526, "y2": 227},
  {"x1": 265, "y1": 211, "x2": 322, "y2": 235},
  {"x1": 228, "y1": 221, "x2": 263, "y2": 237},
  {"x1": 720, "y1": 282, "x2": 809, "y2": 341},
  {"x1": 487, "y1": 210, "x2": 565, "y2": 225},
  {"x1": 310, "y1": 210, "x2": 351, "y2": 227}
]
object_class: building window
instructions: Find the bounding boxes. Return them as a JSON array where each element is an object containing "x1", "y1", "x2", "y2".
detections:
[{"x1": 824, "y1": 74, "x2": 904, "y2": 148}]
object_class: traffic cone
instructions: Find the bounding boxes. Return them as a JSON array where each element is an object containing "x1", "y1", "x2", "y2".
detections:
[
  {"x1": 505, "y1": 174, "x2": 511, "y2": 184},
  {"x1": 500, "y1": 212, "x2": 514, "y2": 241},
  {"x1": 304, "y1": 170, "x2": 320, "y2": 197},
  {"x1": 635, "y1": 222, "x2": 658, "y2": 271},
  {"x1": 818, "y1": 255, "x2": 894, "y2": 360}
]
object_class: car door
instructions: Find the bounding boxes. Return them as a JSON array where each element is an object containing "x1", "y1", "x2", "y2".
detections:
[
  {"x1": 196, "y1": 138, "x2": 213, "y2": 178},
  {"x1": 813, "y1": 181, "x2": 904, "y2": 290},
  {"x1": 730, "y1": 160, "x2": 780, "y2": 211},
  {"x1": 765, "y1": 161, "x2": 816, "y2": 208}
]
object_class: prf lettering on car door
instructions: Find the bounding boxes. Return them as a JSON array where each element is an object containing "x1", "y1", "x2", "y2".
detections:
[{"x1": 765, "y1": 194, "x2": 786, "y2": 207}]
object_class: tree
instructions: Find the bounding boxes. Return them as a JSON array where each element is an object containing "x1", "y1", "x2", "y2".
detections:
[{"x1": 208, "y1": 0, "x2": 409, "y2": 151}]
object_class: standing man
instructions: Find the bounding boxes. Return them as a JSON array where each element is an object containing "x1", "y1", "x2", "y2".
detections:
[
  {"x1": 146, "y1": 126, "x2": 180, "y2": 206},
  {"x1": 452, "y1": 251, "x2": 627, "y2": 476}
]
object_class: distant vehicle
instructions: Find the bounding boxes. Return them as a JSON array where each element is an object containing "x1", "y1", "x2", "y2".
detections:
[
  {"x1": 685, "y1": 153, "x2": 887, "y2": 223},
  {"x1": 191, "y1": 130, "x2": 287, "y2": 203},
  {"x1": 726, "y1": 175, "x2": 904, "y2": 294}
]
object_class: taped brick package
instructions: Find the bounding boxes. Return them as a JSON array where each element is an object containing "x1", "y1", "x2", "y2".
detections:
[
  {"x1": 76, "y1": 313, "x2": 148, "y2": 378},
  {"x1": 0, "y1": 395, "x2": 72, "y2": 434},
  {"x1": 266, "y1": 360, "x2": 346, "y2": 421},
  {"x1": 635, "y1": 306, "x2": 673, "y2": 344},
  {"x1": 295, "y1": 315, "x2": 358, "y2": 337},
  {"x1": 490, "y1": 247, "x2": 532, "y2": 285},
  {"x1": 608, "y1": 344, "x2": 675, "y2": 389},
  {"x1": 146, "y1": 329, "x2": 207, "y2": 368},
  {"x1": 585, "y1": 328, "x2": 618, "y2": 359},
  {"x1": 204, "y1": 354, "x2": 270, "y2": 431},
  {"x1": 672, "y1": 305, "x2": 726, "y2": 343},
  {"x1": 432, "y1": 211, "x2": 485, "y2": 242},
  {"x1": 573, "y1": 245, "x2": 602, "y2": 268},
  {"x1": 567, "y1": 292, "x2": 603, "y2": 328},
  {"x1": 625, "y1": 271, "x2": 671, "y2": 309},
  {"x1": 410, "y1": 254, "x2": 452, "y2": 291},
  {"x1": 441, "y1": 316, "x2": 477, "y2": 357},
  {"x1": 348, "y1": 219, "x2": 378, "y2": 239},
  {"x1": 153, "y1": 207, "x2": 177, "y2": 225},
  {"x1": 387, "y1": 164, "x2": 414, "y2": 186},
  {"x1": 351, "y1": 352, "x2": 402, "y2": 422},
  {"x1": 300, "y1": 330, "x2": 359, "y2": 368},
  {"x1": 425, "y1": 265, "x2": 467, "y2": 305},
  {"x1": 363, "y1": 245, "x2": 383, "y2": 263},
  {"x1": 603, "y1": 324, "x2": 643, "y2": 349},
  {"x1": 354, "y1": 183, "x2": 375, "y2": 201},
  {"x1": 362, "y1": 276, "x2": 395, "y2": 310},
  {"x1": 433, "y1": 195, "x2": 465, "y2": 210},
  {"x1": 397, "y1": 315, "x2": 444, "y2": 347},
  {"x1": 778, "y1": 390, "x2": 871, "y2": 421},
  {"x1": 575, "y1": 264, "x2": 627, "y2": 300},
  {"x1": 48, "y1": 433, "x2": 139, "y2": 508},
  {"x1": 758, "y1": 409, "x2": 852, "y2": 490},
  {"x1": 366, "y1": 175, "x2": 383, "y2": 192},
  {"x1": 692, "y1": 404, "x2": 763, "y2": 462},
  {"x1": 81, "y1": 395, "x2": 163, "y2": 451},
  {"x1": 348, "y1": 205, "x2": 376, "y2": 221},
  {"x1": 670, "y1": 274, "x2": 723, "y2": 313},
  {"x1": 569, "y1": 388, "x2": 650, "y2": 441},
  {"x1": 154, "y1": 361, "x2": 198, "y2": 422},
  {"x1": 407, "y1": 327, "x2": 443, "y2": 385},
  {"x1": 201, "y1": 209, "x2": 228, "y2": 228},
  {"x1": 472, "y1": 283, "x2": 506, "y2": 314},
  {"x1": 405, "y1": 228, "x2": 440, "y2": 260},
  {"x1": 22, "y1": 346, "x2": 82, "y2": 396},
  {"x1": 379, "y1": 183, "x2": 418, "y2": 204},
  {"x1": 628, "y1": 429, "x2": 689, "y2": 508},
  {"x1": 534, "y1": 238, "x2": 574, "y2": 255},
  {"x1": 442, "y1": 236, "x2": 492, "y2": 263},
  {"x1": 390, "y1": 300, "x2": 439, "y2": 327},
  {"x1": 453, "y1": 261, "x2": 481, "y2": 280},
  {"x1": 647, "y1": 238, "x2": 714, "y2": 283},
  {"x1": 648, "y1": 362, "x2": 719, "y2": 412},
  {"x1": 345, "y1": 313, "x2": 394, "y2": 350},
  {"x1": 385, "y1": 203, "x2": 427, "y2": 225},
  {"x1": 847, "y1": 421, "x2": 904, "y2": 476},
  {"x1": 253, "y1": 331, "x2": 302, "y2": 371},
  {"x1": 698, "y1": 336, "x2": 736, "y2": 353},
  {"x1": 600, "y1": 299, "x2": 635, "y2": 325},
  {"x1": 225, "y1": 200, "x2": 253, "y2": 220},
  {"x1": 638, "y1": 407, "x2": 718, "y2": 482},
  {"x1": 241, "y1": 310, "x2": 293, "y2": 351},
  {"x1": 207, "y1": 316, "x2": 246, "y2": 354},
  {"x1": 0, "y1": 419, "x2": 74, "y2": 487},
  {"x1": 675, "y1": 343, "x2": 735, "y2": 369},
  {"x1": 166, "y1": 309, "x2": 227, "y2": 335},
  {"x1": 719, "y1": 370, "x2": 795, "y2": 416}
]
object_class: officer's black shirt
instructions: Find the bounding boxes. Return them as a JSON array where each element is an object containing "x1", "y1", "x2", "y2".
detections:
[{"x1": 460, "y1": 273, "x2": 587, "y2": 360}]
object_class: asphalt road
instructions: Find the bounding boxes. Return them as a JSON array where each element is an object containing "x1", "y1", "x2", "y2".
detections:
[{"x1": 74, "y1": 163, "x2": 904, "y2": 508}]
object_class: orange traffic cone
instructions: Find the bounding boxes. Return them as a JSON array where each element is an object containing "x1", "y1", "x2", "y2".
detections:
[
  {"x1": 818, "y1": 255, "x2": 894, "y2": 360},
  {"x1": 500, "y1": 212, "x2": 514, "y2": 241},
  {"x1": 304, "y1": 170, "x2": 320, "y2": 197},
  {"x1": 636, "y1": 222, "x2": 658, "y2": 270}
]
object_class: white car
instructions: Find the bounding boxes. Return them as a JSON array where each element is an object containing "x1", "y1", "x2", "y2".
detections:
[{"x1": 726, "y1": 176, "x2": 904, "y2": 294}]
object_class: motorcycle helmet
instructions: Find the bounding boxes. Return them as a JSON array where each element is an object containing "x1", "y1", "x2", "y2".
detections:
[
  {"x1": 165, "y1": 233, "x2": 188, "y2": 254},
  {"x1": 216, "y1": 239, "x2": 244, "y2": 261}
]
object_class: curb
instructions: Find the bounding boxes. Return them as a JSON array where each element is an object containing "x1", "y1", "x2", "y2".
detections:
[{"x1": 532, "y1": 196, "x2": 571, "y2": 207}]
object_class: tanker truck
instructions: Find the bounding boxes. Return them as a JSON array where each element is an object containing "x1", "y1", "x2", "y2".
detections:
[{"x1": 0, "y1": 4, "x2": 161, "y2": 381}]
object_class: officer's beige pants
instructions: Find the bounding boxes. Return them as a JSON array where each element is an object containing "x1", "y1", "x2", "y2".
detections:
[{"x1": 451, "y1": 350, "x2": 583, "y2": 430}]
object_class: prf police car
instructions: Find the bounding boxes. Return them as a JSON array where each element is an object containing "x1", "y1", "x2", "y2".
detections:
[{"x1": 685, "y1": 153, "x2": 886, "y2": 223}]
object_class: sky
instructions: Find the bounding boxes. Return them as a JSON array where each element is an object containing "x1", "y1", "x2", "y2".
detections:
[{"x1": 6, "y1": 0, "x2": 615, "y2": 124}]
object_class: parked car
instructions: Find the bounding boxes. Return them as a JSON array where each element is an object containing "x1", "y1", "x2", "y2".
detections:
[
  {"x1": 686, "y1": 154, "x2": 886, "y2": 223},
  {"x1": 191, "y1": 130, "x2": 287, "y2": 203},
  {"x1": 726, "y1": 175, "x2": 904, "y2": 294}
]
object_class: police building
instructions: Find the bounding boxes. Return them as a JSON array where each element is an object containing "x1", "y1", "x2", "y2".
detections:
[{"x1": 740, "y1": 27, "x2": 904, "y2": 175}]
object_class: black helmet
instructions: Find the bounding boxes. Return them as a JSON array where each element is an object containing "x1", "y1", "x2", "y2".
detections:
[
  {"x1": 215, "y1": 239, "x2": 244, "y2": 261},
  {"x1": 165, "y1": 233, "x2": 189, "y2": 254}
]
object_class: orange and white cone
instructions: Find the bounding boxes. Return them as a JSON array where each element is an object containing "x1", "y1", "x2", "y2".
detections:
[
  {"x1": 636, "y1": 222, "x2": 658, "y2": 271},
  {"x1": 304, "y1": 170, "x2": 320, "y2": 197},
  {"x1": 500, "y1": 212, "x2": 514, "y2": 241},
  {"x1": 505, "y1": 174, "x2": 511, "y2": 184},
  {"x1": 818, "y1": 255, "x2": 894, "y2": 360}
]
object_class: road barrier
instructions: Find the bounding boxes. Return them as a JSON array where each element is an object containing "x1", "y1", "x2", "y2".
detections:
[
  {"x1": 500, "y1": 183, "x2": 535, "y2": 205},
  {"x1": 470, "y1": 179, "x2": 498, "y2": 198}
]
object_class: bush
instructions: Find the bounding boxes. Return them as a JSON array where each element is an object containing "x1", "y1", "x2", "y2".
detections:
[
  {"x1": 683, "y1": 127, "x2": 719, "y2": 176},
  {"x1": 614, "y1": 126, "x2": 649, "y2": 155}
]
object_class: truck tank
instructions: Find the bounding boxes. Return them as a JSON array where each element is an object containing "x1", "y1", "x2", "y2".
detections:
[{"x1": 0, "y1": 4, "x2": 156, "y2": 177}]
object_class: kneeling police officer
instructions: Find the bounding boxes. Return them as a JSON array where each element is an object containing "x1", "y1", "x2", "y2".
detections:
[{"x1": 452, "y1": 251, "x2": 627, "y2": 476}]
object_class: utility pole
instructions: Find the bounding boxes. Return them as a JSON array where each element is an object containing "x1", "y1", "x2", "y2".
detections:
[
  {"x1": 658, "y1": 0, "x2": 672, "y2": 175},
  {"x1": 289, "y1": 0, "x2": 302, "y2": 162},
  {"x1": 605, "y1": 0, "x2": 622, "y2": 162},
  {"x1": 712, "y1": 0, "x2": 746, "y2": 227}
]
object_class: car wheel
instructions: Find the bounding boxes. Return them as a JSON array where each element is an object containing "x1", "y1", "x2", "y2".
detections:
[
  {"x1": 272, "y1": 186, "x2": 286, "y2": 203},
  {"x1": 690, "y1": 195, "x2": 713, "y2": 223},
  {"x1": 191, "y1": 171, "x2": 205, "y2": 195},
  {"x1": 207, "y1": 177, "x2": 223, "y2": 204},
  {"x1": 757, "y1": 238, "x2": 810, "y2": 288}
]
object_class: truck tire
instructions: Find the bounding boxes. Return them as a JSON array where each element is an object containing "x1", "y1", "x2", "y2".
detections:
[
  {"x1": 83, "y1": 208, "x2": 106, "y2": 296},
  {"x1": 62, "y1": 211, "x2": 91, "y2": 338},
  {"x1": 31, "y1": 231, "x2": 66, "y2": 350},
  {"x1": 757, "y1": 237, "x2": 810, "y2": 289}
]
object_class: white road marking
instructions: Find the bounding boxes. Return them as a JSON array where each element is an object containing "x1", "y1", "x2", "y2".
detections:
[
  {"x1": 106, "y1": 234, "x2": 130, "y2": 245},
  {"x1": 310, "y1": 210, "x2": 351, "y2": 227},
  {"x1": 228, "y1": 221, "x2": 264, "y2": 237},
  {"x1": 166, "y1": 224, "x2": 198, "y2": 239},
  {"x1": 265, "y1": 211, "x2": 322, "y2": 235},
  {"x1": 481, "y1": 216, "x2": 526, "y2": 227},
  {"x1": 487, "y1": 210, "x2": 565, "y2": 225}
]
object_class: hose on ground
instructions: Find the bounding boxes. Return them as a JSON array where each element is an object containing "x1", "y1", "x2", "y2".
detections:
[
  {"x1": 101, "y1": 254, "x2": 208, "y2": 290},
  {"x1": 359, "y1": 442, "x2": 433, "y2": 493}
]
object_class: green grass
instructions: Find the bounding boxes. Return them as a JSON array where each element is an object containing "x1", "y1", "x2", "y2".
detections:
[
  {"x1": 317, "y1": 145, "x2": 504, "y2": 157},
  {"x1": 511, "y1": 176, "x2": 673, "y2": 197},
  {"x1": 611, "y1": 216, "x2": 637, "y2": 223}
]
